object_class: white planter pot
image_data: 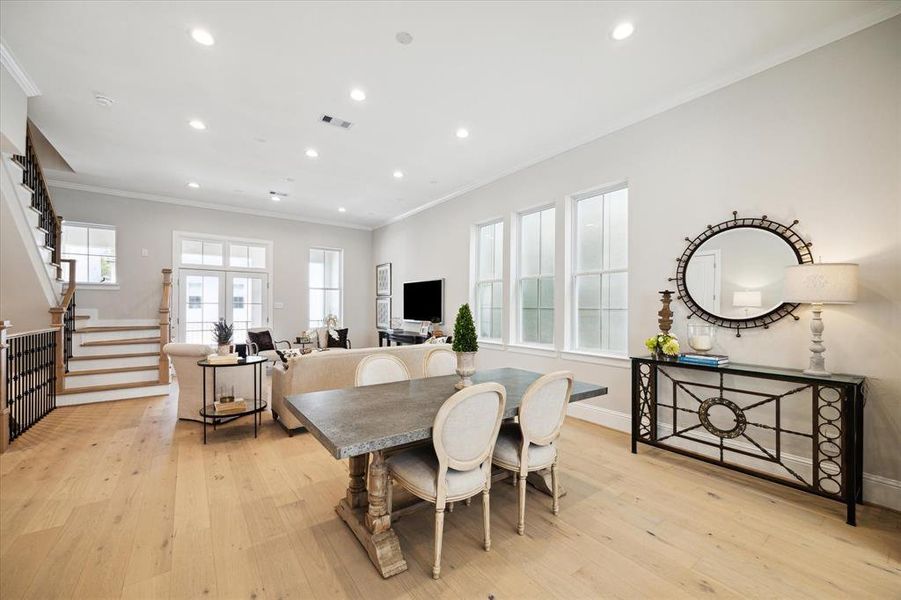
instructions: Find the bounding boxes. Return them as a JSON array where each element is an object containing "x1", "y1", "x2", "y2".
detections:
[
  {"x1": 455, "y1": 351, "x2": 476, "y2": 390},
  {"x1": 217, "y1": 343, "x2": 232, "y2": 356}
]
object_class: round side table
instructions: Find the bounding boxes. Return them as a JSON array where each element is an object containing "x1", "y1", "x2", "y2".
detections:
[{"x1": 196, "y1": 355, "x2": 268, "y2": 444}]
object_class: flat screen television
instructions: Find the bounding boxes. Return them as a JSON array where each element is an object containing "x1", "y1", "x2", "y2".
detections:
[{"x1": 403, "y1": 279, "x2": 444, "y2": 323}]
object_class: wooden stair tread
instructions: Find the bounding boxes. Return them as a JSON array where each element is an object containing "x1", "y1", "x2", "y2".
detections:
[
  {"x1": 66, "y1": 365, "x2": 158, "y2": 377},
  {"x1": 77, "y1": 325, "x2": 159, "y2": 333},
  {"x1": 60, "y1": 380, "x2": 167, "y2": 395},
  {"x1": 81, "y1": 337, "x2": 161, "y2": 347},
  {"x1": 70, "y1": 352, "x2": 160, "y2": 361}
]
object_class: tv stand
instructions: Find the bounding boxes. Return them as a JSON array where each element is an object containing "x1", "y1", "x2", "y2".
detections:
[{"x1": 377, "y1": 330, "x2": 430, "y2": 347}]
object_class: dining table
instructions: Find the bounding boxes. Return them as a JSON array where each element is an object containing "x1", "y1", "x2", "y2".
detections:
[{"x1": 285, "y1": 367, "x2": 608, "y2": 578}]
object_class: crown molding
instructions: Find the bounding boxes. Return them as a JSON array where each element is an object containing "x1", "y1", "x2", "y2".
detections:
[
  {"x1": 376, "y1": 3, "x2": 901, "y2": 230},
  {"x1": 46, "y1": 180, "x2": 374, "y2": 232},
  {"x1": 0, "y1": 38, "x2": 40, "y2": 97}
]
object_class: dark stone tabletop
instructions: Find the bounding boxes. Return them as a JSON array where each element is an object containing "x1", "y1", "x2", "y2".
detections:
[{"x1": 285, "y1": 367, "x2": 608, "y2": 459}]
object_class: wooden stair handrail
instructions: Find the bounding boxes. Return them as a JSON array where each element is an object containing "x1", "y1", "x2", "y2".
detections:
[{"x1": 158, "y1": 268, "x2": 173, "y2": 384}]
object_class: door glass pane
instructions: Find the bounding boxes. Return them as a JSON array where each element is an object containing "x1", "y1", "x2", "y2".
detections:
[{"x1": 184, "y1": 274, "x2": 220, "y2": 346}]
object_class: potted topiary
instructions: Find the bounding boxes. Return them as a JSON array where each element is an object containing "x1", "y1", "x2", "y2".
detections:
[
  {"x1": 212, "y1": 318, "x2": 234, "y2": 356},
  {"x1": 452, "y1": 303, "x2": 479, "y2": 389}
]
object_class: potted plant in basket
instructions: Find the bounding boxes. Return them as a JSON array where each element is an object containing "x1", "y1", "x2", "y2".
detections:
[
  {"x1": 212, "y1": 318, "x2": 234, "y2": 356},
  {"x1": 452, "y1": 303, "x2": 478, "y2": 389}
]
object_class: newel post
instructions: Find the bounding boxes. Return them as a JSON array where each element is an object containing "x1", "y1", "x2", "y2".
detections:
[
  {"x1": 1, "y1": 321, "x2": 10, "y2": 453},
  {"x1": 49, "y1": 307, "x2": 65, "y2": 392},
  {"x1": 158, "y1": 268, "x2": 173, "y2": 384}
]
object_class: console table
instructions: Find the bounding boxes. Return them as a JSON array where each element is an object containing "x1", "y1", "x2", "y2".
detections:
[
  {"x1": 377, "y1": 329, "x2": 430, "y2": 346},
  {"x1": 631, "y1": 356, "x2": 865, "y2": 525}
]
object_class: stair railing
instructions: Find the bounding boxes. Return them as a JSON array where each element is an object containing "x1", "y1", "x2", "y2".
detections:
[
  {"x1": 49, "y1": 258, "x2": 77, "y2": 390},
  {"x1": 1, "y1": 321, "x2": 58, "y2": 451},
  {"x1": 158, "y1": 268, "x2": 173, "y2": 383},
  {"x1": 12, "y1": 127, "x2": 63, "y2": 279}
]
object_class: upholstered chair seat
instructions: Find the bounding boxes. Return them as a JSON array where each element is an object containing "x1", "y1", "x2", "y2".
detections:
[
  {"x1": 386, "y1": 382, "x2": 506, "y2": 579},
  {"x1": 491, "y1": 371, "x2": 574, "y2": 535},
  {"x1": 492, "y1": 424, "x2": 558, "y2": 471}
]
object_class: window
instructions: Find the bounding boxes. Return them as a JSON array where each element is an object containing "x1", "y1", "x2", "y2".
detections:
[
  {"x1": 571, "y1": 186, "x2": 628, "y2": 354},
  {"x1": 61, "y1": 223, "x2": 117, "y2": 284},
  {"x1": 518, "y1": 207, "x2": 555, "y2": 345},
  {"x1": 229, "y1": 244, "x2": 267, "y2": 269},
  {"x1": 309, "y1": 248, "x2": 342, "y2": 328},
  {"x1": 474, "y1": 221, "x2": 504, "y2": 340}
]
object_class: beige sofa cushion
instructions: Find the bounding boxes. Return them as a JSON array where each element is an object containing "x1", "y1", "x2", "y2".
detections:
[{"x1": 271, "y1": 343, "x2": 454, "y2": 430}]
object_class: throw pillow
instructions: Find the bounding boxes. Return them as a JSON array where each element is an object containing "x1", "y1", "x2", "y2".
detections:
[
  {"x1": 326, "y1": 328, "x2": 349, "y2": 349},
  {"x1": 427, "y1": 336, "x2": 448, "y2": 344},
  {"x1": 315, "y1": 327, "x2": 328, "y2": 349},
  {"x1": 247, "y1": 330, "x2": 275, "y2": 352}
]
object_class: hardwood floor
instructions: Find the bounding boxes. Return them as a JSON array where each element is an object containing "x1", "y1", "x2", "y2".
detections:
[{"x1": 1, "y1": 392, "x2": 898, "y2": 599}]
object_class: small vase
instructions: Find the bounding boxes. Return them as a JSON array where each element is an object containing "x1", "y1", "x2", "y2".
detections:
[
  {"x1": 217, "y1": 343, "x2": 232, "y2": 356},
  {"x1": 455, "y1": 351, "x2": 476, "y2": 390}
]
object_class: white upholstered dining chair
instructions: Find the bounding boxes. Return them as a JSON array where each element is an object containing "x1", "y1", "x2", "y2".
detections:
[
  {"x1": 354, "y1": 354, "x2": 411, "y2": 386},
  {"x1": 386, "y1": 382, "x2": 506, "y2": 579},
  {"x1": 492, "y1": 370, "x2": 573, "y2": 535},
  {"x1": 422, "y1": 347, "x2": 457, "y2": 377}
]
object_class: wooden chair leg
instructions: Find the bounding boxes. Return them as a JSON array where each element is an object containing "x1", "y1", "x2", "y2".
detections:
[
  {"x1": 433, "y1": 506, "x2": 445, "y2": 579},
  {"x1": 465, "y1": 497, "x2": 472, "y2": 507},
  {"x1": 512, "y1": 471, "x2": 518, "y2": 486},
  {"x1": 482, "y1": 489, "x2": 491, "y2": 551},
  {"x1": 448, "y1": 501, "x2": 455, "y2": 513},
  {"x1": 551, "y1": 461, "x2": 560, "y2": 516},
  {"x1": 517, "y1": 473, "x2": 527, "y2": 535}
]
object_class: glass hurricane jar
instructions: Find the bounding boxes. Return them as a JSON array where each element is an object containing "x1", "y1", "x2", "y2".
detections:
[{"x1": 687, "y1": 322, "x2": 716, "y2": 354}]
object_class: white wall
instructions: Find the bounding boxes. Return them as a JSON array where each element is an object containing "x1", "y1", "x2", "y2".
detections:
[
  {"x1": 0, "y1": 64, "x2": 27, "y2": 155},
  {"x1": 51, "y1": 187, "x2": 377, "y2": 348},
  {"x1": 372, "y1": 18, "x2": 901, "y2": 502}
]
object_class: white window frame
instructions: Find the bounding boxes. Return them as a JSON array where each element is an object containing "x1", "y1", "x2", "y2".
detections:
[
  {"x1": 171, "y1": 231, "x2": 274, "y2": 337},
  {"x1": 61, "y1": 221, "x2": 119, "y2": 288},
  {"x1": 565, "y1": 183, "x2": 629, "y2": 357},
  {"x1": 308, "y1": 247, "x2": 344, "y2": 328},
  {"x1": 514, "y1": 204, "x2": 556, "y2": 348},
  {"x1": 471, "y1": 219, "x2": 505, "y2": 342}
]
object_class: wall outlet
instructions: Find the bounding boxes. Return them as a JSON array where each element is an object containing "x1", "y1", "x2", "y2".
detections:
[
  {"x1": 274, "y1": 302, "x2": 285, "y2": 309},
  {"x1": 141, "y1": 248, "x2": 149, "y2": 257}
]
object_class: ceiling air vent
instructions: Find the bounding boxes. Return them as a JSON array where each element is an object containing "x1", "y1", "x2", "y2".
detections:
[{"x1": 320, "y1": 114, "x2": 353, "y2": 129}]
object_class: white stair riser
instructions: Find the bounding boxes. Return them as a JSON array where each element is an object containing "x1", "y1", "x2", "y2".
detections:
[
  {"x1": 65, "y1": 370, "x2": 160, "y2": 389},
  {"x1": 69, "y1": 355, "x2": 159, "y2": 371},
  {"x1": 75, "y1": 329, "x2": 159, "y2": 343},
  {"x1": 77, "y1": 318, "x2": 158, "y2": 328},
  {"x1": 57, "y1": 384, "x2": 171, "y2": 406},
  {"x1": 75, "y1": 309, "x2": 99, "y2": 320},
  {"x1": 24, "y1": 208, "x2": 40, "y2": 230},
  {"x1": 75, "y1": 343, "x2": 160, "y2": 356}
]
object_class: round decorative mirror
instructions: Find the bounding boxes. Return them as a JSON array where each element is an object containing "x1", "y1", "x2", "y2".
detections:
[{"x1": 672, "y1": 212, "x2": 813, "y2": 336}]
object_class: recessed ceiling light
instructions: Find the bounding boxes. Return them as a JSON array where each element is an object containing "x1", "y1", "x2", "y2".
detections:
[
  {"x1": 187, "y1": 181, "x2": 200, "y2": 189},
  {"x1": 611, "y1": 22, "x2": 634, "y2": 41},
  {"x1": 270, "y1": 193, "x2": 282, "y2": 202},
  {"x1": 393, "y1": 170, "x2": 404, "y2": 179},
  {"x1": 188, "y1": 119, "x2": 206, "y2": 130},
  {"x1": 190, "y1": 28, "x2": 215, "y2": 46},
  {"x1": 305, "y1": 148, "x2": 319, "y2": 158},
  {"x1": 338, "y1": 207, "x2": 347, "y2": 213},
  {"x1": 350, "y1": 88, "x2": 366, "y2": 102},
  {"x1": 456, "y1": 128, "x2": 469, "y2": 139},
  {"x1": 395, "y1": 31, "x2": 413, "y2": 45}
]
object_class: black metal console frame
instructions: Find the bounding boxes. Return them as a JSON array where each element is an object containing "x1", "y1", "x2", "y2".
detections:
[{"x1": 631, "y1": 356, "x2": 865, "y2": 525}]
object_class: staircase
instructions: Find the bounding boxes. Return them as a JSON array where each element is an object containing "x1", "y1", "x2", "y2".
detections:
[{"x1": 57, "y1": 310, "x2": 170, "y2": 405}]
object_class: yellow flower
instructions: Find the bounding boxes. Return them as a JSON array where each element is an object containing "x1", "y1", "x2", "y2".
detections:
[{"x1": 662, "y1": 338, "x2": 680, "y2": 356}]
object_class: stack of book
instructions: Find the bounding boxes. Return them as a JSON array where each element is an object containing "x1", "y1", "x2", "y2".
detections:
[
  {"x1": 206, "y1": 353, "x2": 239, "y2": 365},
  {"x1": 678, "y1": 353, "x2": 729, "y2": 367},
  {"x1": 214, "y1": 397, "x2": 248, "y2": 414}
]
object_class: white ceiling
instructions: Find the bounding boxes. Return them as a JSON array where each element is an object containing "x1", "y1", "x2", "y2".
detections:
[{"x1": 2, "y1": 1, "x2": 898, "y2": 230}]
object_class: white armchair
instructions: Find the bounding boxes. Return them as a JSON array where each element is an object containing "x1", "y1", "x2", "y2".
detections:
[{"x1": 164, "y1": 343, "x2": 269, "y2": 422}]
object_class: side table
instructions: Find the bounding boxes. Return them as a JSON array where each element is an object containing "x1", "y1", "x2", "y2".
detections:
[{"x1": 197, "y1": 355, "x2": 268, "y2": 444}]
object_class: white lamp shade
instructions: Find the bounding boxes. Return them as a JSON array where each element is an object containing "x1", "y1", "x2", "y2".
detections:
[
  {"x1": 732, "y1": 290, "x2": 762, "y2": 308},
  {"x1": 783, "y1": 263, "x2": 859, "y2": 304}
]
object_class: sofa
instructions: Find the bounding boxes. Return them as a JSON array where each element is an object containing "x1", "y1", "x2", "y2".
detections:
[{"x1": 271, "y1": 342, "x2": 454, "y2": 433}]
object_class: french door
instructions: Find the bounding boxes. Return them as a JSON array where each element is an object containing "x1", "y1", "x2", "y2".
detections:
[{"x1": 177, "y1": 269, "x2": 269, "y2": 345}]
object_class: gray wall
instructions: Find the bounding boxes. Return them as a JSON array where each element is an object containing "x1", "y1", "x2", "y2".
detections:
[
  {"x1": 51, "y1": 188, "x2": 377, "y2": 347},
  {"x1": 372, "y1": 18, "x2": 901, "y2": 498}
]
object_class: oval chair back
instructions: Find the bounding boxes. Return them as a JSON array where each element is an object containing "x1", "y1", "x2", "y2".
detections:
[
  {"x1": 518, "y1": 371, "x2": 574, "y2": 447},
  {"x1": 354, "y1": 353, "x2": 411, "y2": 387},
  {"x1": 423, "y1": 347, "x2": 457, "y2": 377},
  {"x1": 432, "y1": 382, "x2": 506, "y2": 504}
]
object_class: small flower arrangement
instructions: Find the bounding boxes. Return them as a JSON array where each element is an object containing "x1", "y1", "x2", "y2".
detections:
[{"x1": 645, "y1": 333, "x2": 680, "y2": 357}]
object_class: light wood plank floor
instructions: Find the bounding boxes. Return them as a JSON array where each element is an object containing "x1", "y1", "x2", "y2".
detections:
[{"x1": 1, "y1": 392, "x2": 898, "y2": 599}]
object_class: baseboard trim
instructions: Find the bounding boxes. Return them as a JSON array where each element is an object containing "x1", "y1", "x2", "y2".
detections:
[{"x1": 567, "y1": 402, "x2": 901, "y2": 512}]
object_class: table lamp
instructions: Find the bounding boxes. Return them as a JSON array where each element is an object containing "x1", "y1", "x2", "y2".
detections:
[
  {"x1": 783, "y1": 263, "x2": 858, "y2": 376},
  {"x1": 733, "y1": 290, "x2": 762, "y2": 317}
]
